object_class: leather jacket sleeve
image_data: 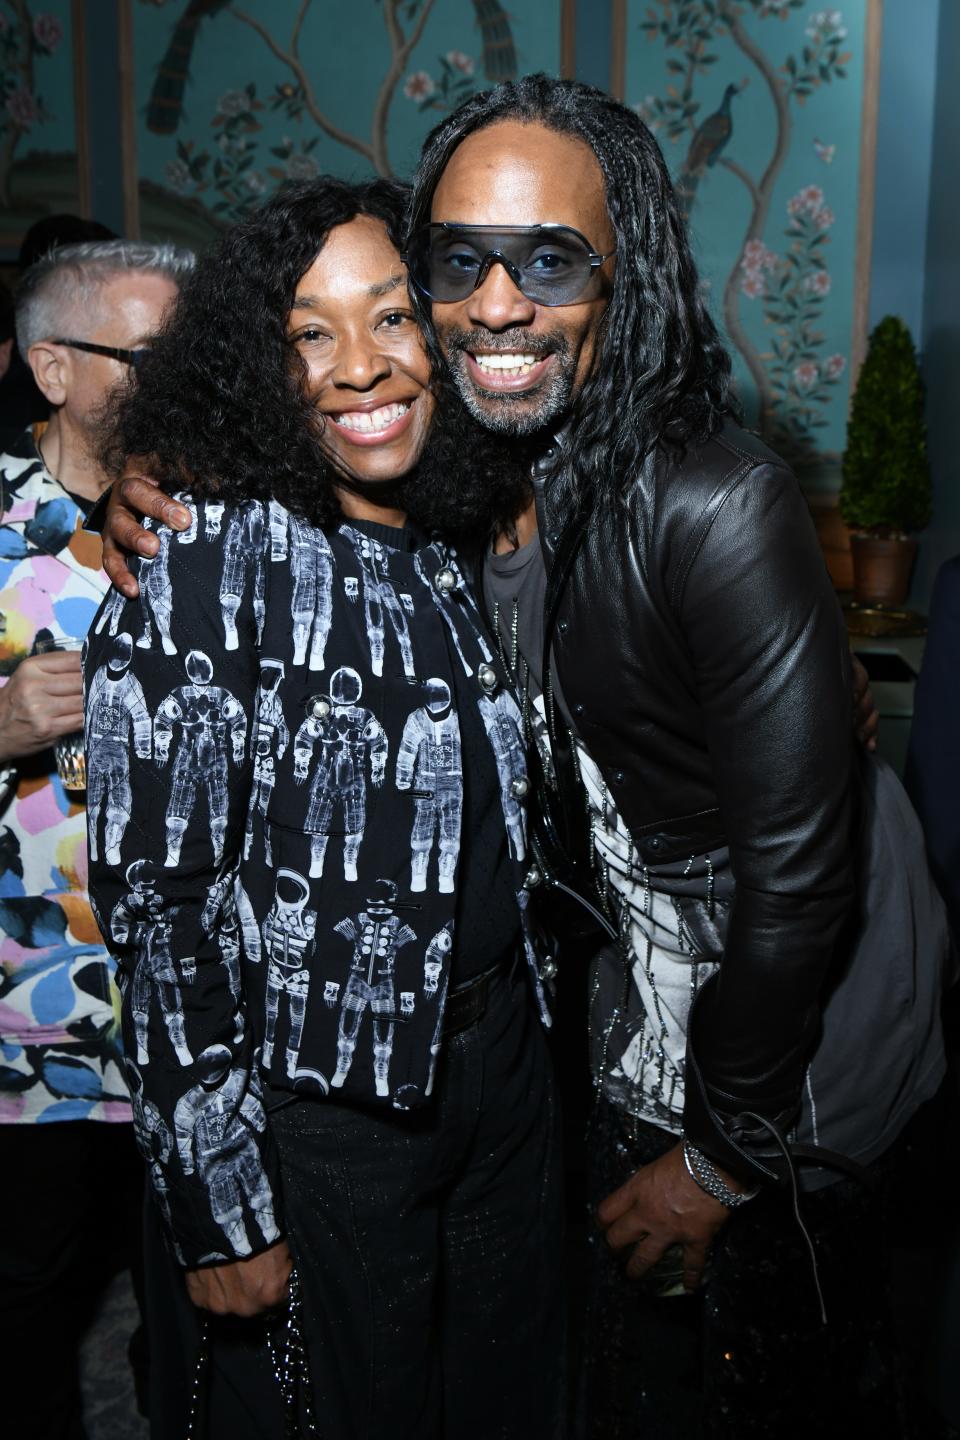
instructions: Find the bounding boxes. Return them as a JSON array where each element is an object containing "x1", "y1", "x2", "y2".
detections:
[{"x1": 676, "y1": 462, "x2": 857, "y2": 1184}]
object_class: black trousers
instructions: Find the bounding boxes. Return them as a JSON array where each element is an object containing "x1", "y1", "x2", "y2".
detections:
[
  {"x1": 0, "y1": 1120, "x2": 144, "y2": 1440},
  {"x1": 576, "y1": 1099, "x2": 909, "y2": 1440},
  {"x1": 147, "y1": 969, "x2": 565, "y2": 1440}
]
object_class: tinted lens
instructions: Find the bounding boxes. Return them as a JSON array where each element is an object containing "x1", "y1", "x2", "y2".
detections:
[{"x1": 409, "y1": 227, "x2": 597, "y2": 305}]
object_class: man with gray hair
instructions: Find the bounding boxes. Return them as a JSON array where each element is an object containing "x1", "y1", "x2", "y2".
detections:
[{"x1": 0, "y1": 238, "x2": 191, "y2": 1440}]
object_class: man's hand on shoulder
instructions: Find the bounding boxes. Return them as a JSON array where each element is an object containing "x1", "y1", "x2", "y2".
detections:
[
  {"x1": 597, "y1": 1141, "x2": 736, "y2": 1292},
  {"x1": 185, "y1": 1239, "x2": 293, "y2": 1317},
  {"x1": 0, "y1": 650, "x2": 84, "y2": 764},
  {"x1": 102, "y1": 463, "x2": 193, "y2": 599}
]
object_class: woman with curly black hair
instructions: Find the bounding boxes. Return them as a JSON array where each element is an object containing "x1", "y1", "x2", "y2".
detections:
[{"x1": 85, "y1": 178, "x2": 562, "y2": 1440}]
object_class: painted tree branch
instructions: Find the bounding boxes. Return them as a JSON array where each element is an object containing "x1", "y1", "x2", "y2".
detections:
[
  {"x1": 370, "y1": 0, "x2": 437, "y2": 177},
  {"x1": 719, "y1": 154, "x2": 760, "y2": 209},
  {"x1": 717, "y1": 0, "x2": 792, "y2": 431},
  {"x1": 230, "y1": 0, "x2": 436, "y2": 179},
  {"x1": 290, "y1": 0, "x2": 311, "y2": 57},
  {"x1": 230, "y1": 4, "x2": 378, "y2": 168}
]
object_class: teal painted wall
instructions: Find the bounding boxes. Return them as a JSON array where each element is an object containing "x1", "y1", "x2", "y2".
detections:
[
  {"x1": 621, "y1": 0, "x2": 870, "y2": 483},
  {"x1": 132, "y1": 0, "x2": 565, "y2": 249},
  {"x1": 913, "y1": 0, "x2": 960, "y2": 607},
  {"x1": 868, "y1": 0, "x2": 939, "y2": 342}
]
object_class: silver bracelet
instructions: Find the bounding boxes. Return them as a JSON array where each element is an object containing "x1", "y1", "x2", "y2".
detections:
[{"x1": 683, "y1": 1138, "x2": 759, "y2": 1209}]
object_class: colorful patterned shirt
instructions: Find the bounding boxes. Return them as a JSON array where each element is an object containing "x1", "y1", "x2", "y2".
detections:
[{"x1": 0, "y1": 426, "x2": 129, "y2": 1124}]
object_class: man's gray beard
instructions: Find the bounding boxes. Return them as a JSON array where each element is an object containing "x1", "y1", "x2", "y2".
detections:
[{"x1": 447, "y1": 353, "x2": 575, "y2": 437}]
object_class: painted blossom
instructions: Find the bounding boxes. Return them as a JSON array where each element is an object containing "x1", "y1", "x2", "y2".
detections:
[
  {"x1": 33, "y1": 13, "x2": 63, "y2": 51},
  {"x1": 741, "y1": 272, "x2": 767, "y2": 300},
  {"x1": 164, "y1": 157, "x2": 192, "y2": 193},
  {"x1": 788, "y1": 185, "x2": 827, "y2": 223},
  {"x1": 286, "y1": 153, "x2": 319, "y2": 181},
  {"x1": 445, "y1": 51, "x2": 475, "y2": 76},
  {"x1": 216, "y1": 132, "x2": 251, "y2": 157},
  {"x1": 793, "y1": 361, "x2": 819, "y2": 392},
  {"x1": 245, "y1": 170, "x2": 267, "y2": 195},
  {"x1": 814, "y1": 205, "x2": 835, "y2": 230},
  {"x1": 216, "y1": 89, "x2": 250, "y2": 119},
  {"x1": 741, "y1": 239, "x2": 778, "y2": 274},
  {"x1": 404, "y1": 71, "x2": 436, "y2": 102},
  {"x1": 823, "y1": 353, "x2": 847, "y2": 380},
  {"x1": 813, "y1": 138, "x2": 836, "y2": 164},
  {"x1": 5, "y1": 85, "x2": 37, "y2": 130},
  {"x1": 807, "y1": 8, "x2": 847, "y2": 41},
  {"x1": 804, "y1": 270, "x2": 832, "y2": 297}
]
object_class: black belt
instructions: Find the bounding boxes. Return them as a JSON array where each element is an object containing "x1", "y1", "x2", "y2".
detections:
[{"x1": 442, "y1": 958, "x2": 509, "y2": 1038}]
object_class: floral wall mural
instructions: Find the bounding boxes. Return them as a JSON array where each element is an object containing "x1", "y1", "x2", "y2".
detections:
[
  {"x1": 132, "y1": 0, "x2": 566, "y2": 248},
  {"x1": 624, "y1": 0, "x2": 877, "y2": 482},
  {"x1": 0, "y1": 0, "x2": 79, "y2": 245}
]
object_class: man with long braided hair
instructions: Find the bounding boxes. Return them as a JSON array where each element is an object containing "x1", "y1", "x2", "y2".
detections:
[{"x1": 397, "y1": 76, "x2": 946, "y2": 1438}]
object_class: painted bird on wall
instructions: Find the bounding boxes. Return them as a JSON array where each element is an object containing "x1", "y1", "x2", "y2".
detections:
[
  {"x1": 146, "y1": 0, "x2": 231, "y2": 136},
  {"x1": 472, "y1": 0, "x2": 517, "y2": 81},
  {"x1": 676, "y1": 83, "x2": 739, "y2": 218},
  {"x1": 146, "y1": 0, "x2": 518, "y2": 139}
]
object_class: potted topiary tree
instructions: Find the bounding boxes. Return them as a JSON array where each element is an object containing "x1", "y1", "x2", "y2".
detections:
[{"x1": 839, "y1": 315, "x2": 931, "y2": 607}]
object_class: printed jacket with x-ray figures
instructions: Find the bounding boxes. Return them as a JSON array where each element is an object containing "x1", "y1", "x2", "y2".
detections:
[{"x1": 84, "y1": 497, "x2": 549, "y2": 1268}]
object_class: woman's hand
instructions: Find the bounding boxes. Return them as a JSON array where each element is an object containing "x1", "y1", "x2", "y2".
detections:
[
  {"x1": 185, "y1": 1240, "x2": 293, "y2": 1317},
  {"x1": 102, "y1": 466, "x2": 193, "y2": 598}
]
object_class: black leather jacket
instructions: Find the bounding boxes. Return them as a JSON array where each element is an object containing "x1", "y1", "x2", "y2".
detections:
[{"x1": 540, "y1": 420, "x2": 858, "y2": 1186}]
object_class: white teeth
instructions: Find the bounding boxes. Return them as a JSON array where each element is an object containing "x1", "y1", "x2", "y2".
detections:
[
  {"x1": 332, "y1": 401, "x2": 411, "y2": 433},
  {"x1": 473, "y1": 352, "x2": 542, "y2": 375}
]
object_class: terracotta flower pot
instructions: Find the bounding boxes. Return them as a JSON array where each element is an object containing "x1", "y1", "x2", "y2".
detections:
[{"x1": 849, "y1": 533, "x2": 917, "y2": 608}]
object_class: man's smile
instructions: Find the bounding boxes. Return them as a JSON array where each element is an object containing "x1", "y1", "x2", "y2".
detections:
[{"x1": 464, "y1": 350, "x2": 555, "y2": 391}]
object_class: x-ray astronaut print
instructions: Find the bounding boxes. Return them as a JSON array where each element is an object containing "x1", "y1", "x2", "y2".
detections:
[
  {"x1": 478, "y1": 691, "x2": 529, "y2": 862},
  {"x1": 173, "y1": 1045, "x2": 280, "y2": 1258},
  {"x1": 396, "y1": 679, "x2": 462, "y2": 894},
  {"x1": 422, "y1": 922, "x2": 453, "y2": 1099},
  {"x1": 125, "y1": 1059, "x2": 185, "y2": 1262},
  {"x1": 293, "y1": 665, "x2": 388, "y2": 881},
  {"x1": 260, "y1": 868, "x2": 317, "y2": 1080},
  {"x1": 111, "y1": 861, "x2": 193, "y2": 1068},
  {"x1": 154, "y1": 649, "x2": 247, "y2": 868},
  {"x1": 201, "y1": 867, "x2": 261, "y2": 1044},
  {"x1": 177, "y1": 496, "x2": 225, "y2": 545},
  {"x1": 245, "y1": 659, "x2": 289, "y2": 867},
  {"x1": 221, "y1": 504, "x2": 268, "y2": 650},
  {"x1": 85, "y1": 631, "x2": 152, "y2": 866},
  {"x1": 134, "y1": 517, "x2": 178, "y2": 655},
  {"x1": 327, "y1": 880, "x2": 417, "y2": 1098},
  {"x1": 414, "y1": 551, "x2": 492, "y2": 680},
  {"x1": 343, "y1": 527, "x2": 415, "y2": 679},
  {"x1": 288, "y1": 513, "x2": 333, "y2": 671}
]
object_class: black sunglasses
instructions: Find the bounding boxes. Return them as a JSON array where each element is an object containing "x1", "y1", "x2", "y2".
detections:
[
  {"x1": 403, "y1": 223, "x2": 615, "y2": 307},
  {"x1": 53, "y1": 338, "x2": 151, "y2": 370}
]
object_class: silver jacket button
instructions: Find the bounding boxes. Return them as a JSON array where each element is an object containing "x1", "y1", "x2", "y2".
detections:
[
  {"x1": 511, "y1": 775, "x2": 529, "y2": 799},
  {"x1": 435, "y1": 567, "x2": 457, "y2": 593},
  {"x1": 477, "y1": 663, "x2": 498, "y2": 692},
  {"x1": 307, "y1": 695, "x2": 331, "y2": 719},
  {"x1": 539, "y1": 957, "x2": 558, "y2": 982},
  {"x1": 524, "y1": 865, "x2": 542, "y2": 890}
]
